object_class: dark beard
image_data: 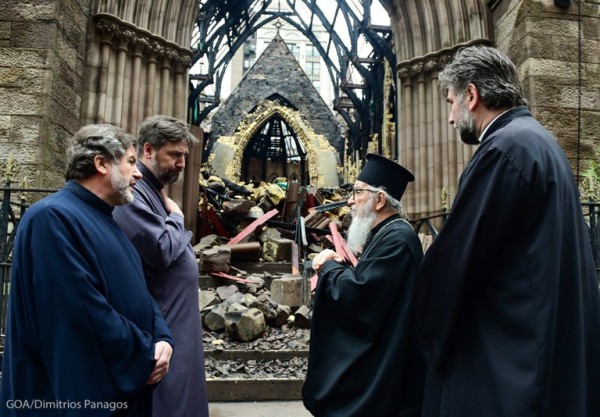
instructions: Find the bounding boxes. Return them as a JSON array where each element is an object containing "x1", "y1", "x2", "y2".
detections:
[
  {"x1": 151, "y1": 157, "x2": 181, "y2": 184},
  {"x1": 158, "y1": 170, "x2": 180, "y2": 184},
  {"x1": 457, "y1": 102, "x2": 479, "y2": 145},
  {"x1": 458, "y1": 125, "x2": 479, "y2": 145}
]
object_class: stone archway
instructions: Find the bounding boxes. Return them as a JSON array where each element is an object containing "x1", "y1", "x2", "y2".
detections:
[{"x1": 210, "y1": 101, "x2": 339, "y2": 188}]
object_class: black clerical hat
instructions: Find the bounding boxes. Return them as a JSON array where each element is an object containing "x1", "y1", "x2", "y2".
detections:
[{"x1": 357, "y1": 153, "x2": 414, "y2": 200}]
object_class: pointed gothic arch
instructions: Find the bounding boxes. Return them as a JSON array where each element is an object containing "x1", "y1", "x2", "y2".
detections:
[
  {"x1": 242, "y1": 114, "x2": 308, "y2": 185},
  {"x1": 210, "y1": 102, "x2": 339, "y2": 188}
]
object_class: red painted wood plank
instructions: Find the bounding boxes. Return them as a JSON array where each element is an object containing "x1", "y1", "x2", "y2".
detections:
[
  {"x1": 227, "y1": 208, "x2": 279, "y2": 245},
  {"x1": 210, "y1": 272, "x2": 256, "y2": 284}
]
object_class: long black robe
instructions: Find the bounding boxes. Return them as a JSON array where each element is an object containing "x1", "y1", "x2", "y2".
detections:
[
  {"x1": 113, "y1": 163, "x2": 209, "y2": 417},
  {"x1": 303, "y1": 215, "x2": 426, "y2": 417},
  {"x1": 0, "y1": 181, "x2": 172, "y2": 417},
  {"x1": 414, "y1": 107, "x2": 600, "y2": 417}
]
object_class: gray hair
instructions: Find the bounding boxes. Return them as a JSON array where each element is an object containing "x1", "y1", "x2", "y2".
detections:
[
  {"x1": 366, "y1": 186, "x2": 403, "y2": 214},
  {"x1": 138, "y1": 115, "x2": 197, "y2": 153},
  {"x1": 65, "y1": 124, "x2": 137, "y2": 180},
  {"x1": 437, "y1": 45, "x2": 528, "y2": 109}
]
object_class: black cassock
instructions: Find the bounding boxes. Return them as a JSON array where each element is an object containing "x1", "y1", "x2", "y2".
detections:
[
  {"x1": 303, "y1": 215, "x2": 426, "y2": 417},
  {"x1": 415, "y1": 107, "x2": 600, "y2": 417},
  {"x1": 0, "y1": 181, "x2": 172, "y2": 416}
]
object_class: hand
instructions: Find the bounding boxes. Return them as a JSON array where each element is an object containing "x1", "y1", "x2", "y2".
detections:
[
  {"x1": 160, "y1": 189, "x2": 183, "y2": 216},
  {"x1": 145, "y1": 341, "x2": 173, "y2": 385},
  {"x1": 311, "y1": 249, "x2": 344, "y2": 272}
]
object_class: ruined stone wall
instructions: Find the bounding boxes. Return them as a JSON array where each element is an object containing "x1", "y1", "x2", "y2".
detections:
[
  {"x1": 209, "y1": 37, "x2": 344, "y2": 160},
  {"x1": 0, "y1": 0, "x2": 89, "y2": 188},
  {"x1": 493, "y1": 0, "x2": 600, "y2": 185}
]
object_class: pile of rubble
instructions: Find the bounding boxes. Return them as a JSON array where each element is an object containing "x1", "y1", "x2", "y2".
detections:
[
  {"x1": 197, "y1": 171, "x2": 351, "y2": 247},
  {"x1": 195, "y1": 172, "x2": 354, "y2": 344},
  {"x1": 198, "y1": 277, "x2": 312, "y2": 343},
  {"x1": 205, "y1": 355, "x2": 308, "y2": 380}
]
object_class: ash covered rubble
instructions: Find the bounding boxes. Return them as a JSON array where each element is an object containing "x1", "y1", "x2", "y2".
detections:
[
  {"x1": 195, "y1": 172, "x2": 353, "y2": 380},
  {"x1": 195, "y1": 171, "x2": 351, "y2": 346}
]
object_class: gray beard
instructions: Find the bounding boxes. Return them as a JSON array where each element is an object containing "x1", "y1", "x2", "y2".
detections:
[
  {"x1": 346, "y1": 207, "x2": 377, "y2": 254},
  {"x1": 110, "y1": 165, "x2": 134, "y2": 205}
]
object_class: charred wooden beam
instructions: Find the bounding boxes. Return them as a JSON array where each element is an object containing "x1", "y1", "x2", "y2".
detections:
[
  {"x1": 309, "y1": 200, "x2": 348, "y2": 213},
  {"x1": 266, "y1": 220, "x2": 330, "y2": 236}
]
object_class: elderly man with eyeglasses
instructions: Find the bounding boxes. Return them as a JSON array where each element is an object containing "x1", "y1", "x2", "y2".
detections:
[{"x1": 302, "y1": 153, "x2": 426, "y2": 417}]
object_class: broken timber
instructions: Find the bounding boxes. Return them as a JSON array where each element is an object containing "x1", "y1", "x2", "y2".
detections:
[{"x1": 227, "y1": 208, "x2": 279, "y2": 245}]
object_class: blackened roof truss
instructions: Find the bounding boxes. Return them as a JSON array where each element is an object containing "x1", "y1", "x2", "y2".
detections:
[{"x1": 191, "y1": 0, "x2": 395, "y2": 156}]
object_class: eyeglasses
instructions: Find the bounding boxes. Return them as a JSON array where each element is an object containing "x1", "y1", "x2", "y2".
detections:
[{"x1": 352, "y1": 188, "x2": 379, "y2": 199}]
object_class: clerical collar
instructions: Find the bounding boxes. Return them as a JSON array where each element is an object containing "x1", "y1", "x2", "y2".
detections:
[
  {"x1": 364, "y1": 214, "x2": 402, "y2": 248},
  {"x1": 137, "y1": 162, "x2": 164, "y2": 190},
  {"x1": 478, "y1": 108, "x2": 512, "y2": 143},
  {"x1": 65, "y1": 180, "x2": 113, "y2": 214}
]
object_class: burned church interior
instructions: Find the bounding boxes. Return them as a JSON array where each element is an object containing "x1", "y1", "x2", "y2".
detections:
[{"x1": 1, "y1": 0, "x2": 599, "y2": 408}]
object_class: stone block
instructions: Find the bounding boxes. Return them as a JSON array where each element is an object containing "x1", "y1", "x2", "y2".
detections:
[
  {"x1": 0, "y1": 23, "x2": 11, "y2": 40},
  {"x1": 51, "y1": 72, "x2": 80, "y2": 116},
  {"x1": 204, "y1": 303, "x2": 227, "y2": 332},
  {"x1": 193, "y1": 234, "x2": 221, "y2": 254},
  {"x1": 0, "y1": 93, "x2": 44, "y2": 115},
  {"x1": 0, "y1": 48, "x2": 52, "y2": 69},
  {"x1": 270, "y1": 274, "x2": 309, "y2": 308},
  {"x1": 1, "y1": 0, "x2": 56, "y2": 21},
  {"x1": 0, "y1": 115, "x2": 10, "y2": 139},
  {"x1": 273, "y1": 304, "x2": 292, "y2": 327},
  {"x1": 11, "y1": 22, "x2": 57, "y2": 48},
  {"x1": 199, "y1": 245, "x2": 231, "y2": 273},
  {"x1": 254, "y1": 299, "x2": 278, "y2": 323},
  {"x1": 199, "y1": 289, "x2": 219, "y2": 309},
  {"x1": 258, "y1": 226, "x2": 282, "y2": 243},
  {"x1": 56, "y1": 35, "x2": 81, "y2": 74},
  {"x1": 222, "y1": 199, "x2": 255, "y2": 214},
  {"x1": 0, "y1": 68, "x2": 24, "y2": 88},
  {"x1": 293, "y1": 305, "x2": 312, "y2": 329},
  {"x1": 225, "y1": 306, "x2": 267, "y2": 342},
  {"x1": 222, "y1": 291, "x2": 245, "y2": 308},
  {"x1": 216, "y1": 284, "x2": 239, "y2": 302},
  {"x1": 263, "y1": 237, "x2": 294, "y2": 262}
]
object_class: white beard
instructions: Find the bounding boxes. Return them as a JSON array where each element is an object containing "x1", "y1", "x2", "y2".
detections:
[{"x1": 346, "y1": 201, "x2": 377, "y2": 254}]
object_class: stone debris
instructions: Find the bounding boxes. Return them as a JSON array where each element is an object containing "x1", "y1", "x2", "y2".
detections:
[
  {"x1": 200, "y1": 277, "x2": 312, "y2": 342},
  {"x1": 270, "y1": 274, "x2": 310, "y2": 308},
  {"x1": 225, "y1": 306, "x2": 267, "y2": 342},
  {"x1": 203, "y1": 326, "x2": 310, "y2": 353},
  {"x1": 205, "y1": 356, "x2": 308, "y2": 380},
  {"x1": 197, "y1": 170, "x2": 351, "y2": 259},
  {"x1": 194, "y1": 173, "x2": 432, "y2": 360}
]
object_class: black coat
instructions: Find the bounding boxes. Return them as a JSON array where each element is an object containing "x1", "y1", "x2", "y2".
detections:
[
  {"x1": 415, "y1": 107, "x2": 600, "y2": 417},
  {"x1": 303, "y1": 215, "x2": 426, "y2": 417}
]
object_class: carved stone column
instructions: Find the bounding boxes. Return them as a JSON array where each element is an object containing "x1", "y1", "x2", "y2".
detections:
[
  {"x1": 113, "y1": 30, "x2": 132, "y2": 126},
  {"x1": 396, "y1": 40, "x2": 488, "y2": 217},
  {"x1": 129, "y1": 37, "x2": 148, "y2": 133},
  {"x1": 145, "y1": 42, "x2": 161, "y2": 118},
  {"x1": 160, "y1": 53, "x2": 173, "y2": 115},
  {"x1": 90, "y1": 13, "x2": 193, "y2": 129},
  {"x1": 96, "y1": 21, "x2": 116, "y2": 124},
  {"x1": 173, "y1": 57, "x2": 187, "y2": 120}
]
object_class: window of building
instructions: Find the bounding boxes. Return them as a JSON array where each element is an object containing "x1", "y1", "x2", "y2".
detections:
[
  {"x1": 305, "y1": 61, "x2": 320, "y2": 81},
  {"x1": 287, "y1": 43, "x2": 300, "y2": 60}
]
